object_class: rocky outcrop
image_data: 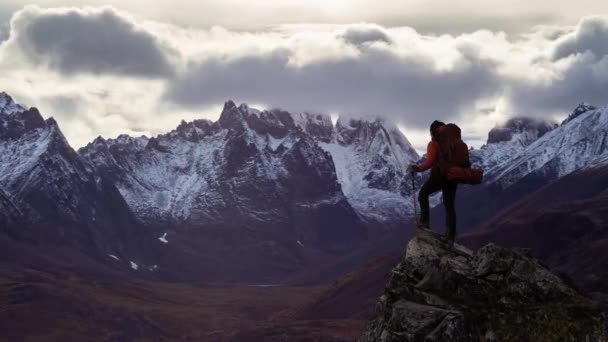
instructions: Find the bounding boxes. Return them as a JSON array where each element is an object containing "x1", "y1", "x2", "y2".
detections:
[
  {"x1": 361, "y1": 228, "x2": 608, "y2": 341},
  {"x1": 561, "y1": 103, "x2": 597, "y2": 126}
]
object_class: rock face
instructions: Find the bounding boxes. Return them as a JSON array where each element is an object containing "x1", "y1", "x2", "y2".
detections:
[{"x1": 361, "y1": 229, "x2": 608, "y2": 341}]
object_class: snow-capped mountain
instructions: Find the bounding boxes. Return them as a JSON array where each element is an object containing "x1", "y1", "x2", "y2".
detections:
[
  {"x1": 470, "y1": 117, "x2": 556, "y2": 172},
  {"x1": 3, "y1": 90, "x2": 608, "y2": 283},
  {"x1": 80, "y1": 101, "x2": 420, "y2": 234},
  {"x1": 485, "y1": 105, "x2": 608, "y2": 188},
  {"x1": 80, "y1": 101, "x2": 369, "y2": 253},
  {"x1": 0, "y1": 92, "x2": 25, "y2": 115},
  {"x1": 0, "y1": 100, "x2": 141, "y2": 258}
]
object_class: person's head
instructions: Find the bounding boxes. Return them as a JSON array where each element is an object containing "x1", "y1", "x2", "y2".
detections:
[{"x1": 430, "y1": 120, "x2": 445, "y2": 138}]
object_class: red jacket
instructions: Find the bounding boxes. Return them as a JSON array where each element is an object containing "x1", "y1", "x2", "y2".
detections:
[{"x1": 418, "y1": 139, "x2": 439, "y2": 171}]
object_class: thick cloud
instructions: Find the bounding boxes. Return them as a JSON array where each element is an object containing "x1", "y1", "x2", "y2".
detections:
[
  {"x1": 340, "y1": 25, "x2": 392, "y2": 45},
  {"x1": 165, "y1": 40, "x2": 501, "y2": 128},
  {"x1": 8, "y1": 6, "x2": 174, "y2": 77},
  {"x1": 506, "y1": 53, "x2": 608, "y2": 116},
  {"x1": 553, "y1": 16, "x2": 608, "y2": 60},
  {"x1": 500, "y1": 16, "x2": 608, "y2": 117},
  {"x1": 1, "y1": 5, "x2": 608, "y2": 149}
]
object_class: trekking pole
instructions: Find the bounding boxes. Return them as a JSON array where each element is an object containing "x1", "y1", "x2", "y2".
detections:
[{"x1": 411, "y1": 172, "x2": 419, "y2": 237}]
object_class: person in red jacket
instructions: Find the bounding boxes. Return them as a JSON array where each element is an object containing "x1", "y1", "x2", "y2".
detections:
[{"x1": 408, "y1": 120, "x2": 457, "y2": 242}]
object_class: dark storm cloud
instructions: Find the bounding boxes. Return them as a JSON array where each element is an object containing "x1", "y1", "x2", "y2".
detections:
[
  {"x1": 165, "y1": 45, "x2": 501, "y2": 128},
  {"x1": 9, "y1": 6, "x2": 175, "y2": 77},
  {"x1": 553, "y1": 16, "x2": 608, "y2": 60},
  {"x1": 340, "y1": 25, "x2": 392, "y2": 45},
  {"x1": 503, "y1": 17, "x2": 608, "y2": 117},
  {"x1": 507, "y1": 53, "x2": 608, "y2": 116}
]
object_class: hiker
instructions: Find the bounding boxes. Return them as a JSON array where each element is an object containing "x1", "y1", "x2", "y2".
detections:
[{"x1": 407, "y1": 120, "x2": 473, "y2": 242}]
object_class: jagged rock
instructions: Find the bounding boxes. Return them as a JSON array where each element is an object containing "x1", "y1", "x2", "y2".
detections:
[
  {"x1": 562, "y1": 103, "x2": 597, "y2": 125},
  {"x1": 360, "y1": 228, "x2": 608, "y2": 341},
  {"x1": 0, "y1": 91, "x2": 26, "y2": 115}
]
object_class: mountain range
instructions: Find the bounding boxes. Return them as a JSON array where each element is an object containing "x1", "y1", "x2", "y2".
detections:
[{"x1": 2, "y1": 90, "x2": 608, "y2": 340}]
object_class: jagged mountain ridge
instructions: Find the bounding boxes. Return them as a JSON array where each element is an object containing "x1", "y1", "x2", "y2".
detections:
[
  {"x1": 0, "y1": 92, "x2": 421, "y2": 282},
  {"x1": 80, "y1": 101, "x2": 366, "y2": 253},
  {"x1": 485, "y1": 105, "x2": 608, "y2": 188},
  {"x1": 468, "y1": 104, "x2": 608, "y2": 190},
  {"x1": 0, "y1": 102, "x2": 142, "y2": 261},
  {"x1": 80, "y1": 100, "x2": 420, "y2": 233},
  {"x1": 4, "y1": 90, "x2": 608, "y2": 284}
]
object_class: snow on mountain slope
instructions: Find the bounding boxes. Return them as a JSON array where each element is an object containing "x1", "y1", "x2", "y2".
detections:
[
  {"x1": 80, "y1": 101, "x2": 366, "y2": 252},
  {"x1": 320, "y1": 117, "x2": 420, "y2": 226},
  {"x1": 0, "y1": 92, "x2": 26, "y2": 115},
  {"x1": 81, "y1": 102, "x2": 420, "y2": 233},
  {"x1": 0, "y1": 97, "x2": 141, "y2": 259},
  {"x1": 470, "y1": 117, "x2": 556, "y2": 172},
  {"x1": 486, "y1": 105, "x2": 608, "y2": 188}
]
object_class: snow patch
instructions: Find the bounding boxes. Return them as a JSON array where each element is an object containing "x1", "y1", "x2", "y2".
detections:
[
  {"x1": 130, "y1": 261, "x2": 139, "y2": 270},
  {"x1": 108, "y1": 254, "x2": 119, "y2": 261},
  {"x1": 158, "y1": 232, "x2": 168, "y2": 243}
]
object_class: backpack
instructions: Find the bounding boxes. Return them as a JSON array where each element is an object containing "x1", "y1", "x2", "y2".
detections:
[{"x1": 436, "y1": 123, "x2": 483, "y2": 185}]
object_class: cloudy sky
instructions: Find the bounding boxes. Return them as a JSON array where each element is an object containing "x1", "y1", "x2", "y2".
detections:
[{"x1": 0, "y1": 1, "x2": 607, "y2": 151}]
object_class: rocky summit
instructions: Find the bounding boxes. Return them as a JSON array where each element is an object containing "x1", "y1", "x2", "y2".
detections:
[{"x1": 361, "y1": 228, "x2": 608, "y2": 341}]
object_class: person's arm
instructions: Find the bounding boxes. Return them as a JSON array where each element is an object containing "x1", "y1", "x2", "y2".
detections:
[{"x1": 417, "y1": 141, "x2": 437, "y2": 171}]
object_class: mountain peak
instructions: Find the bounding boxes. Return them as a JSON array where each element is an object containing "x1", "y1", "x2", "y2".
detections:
[
  {"x1": 335, "y1": 115, "x2": 398, "y2": 146},
  {"x1": 223, "y1": 99, "x2": 237, "y2": 110},
  {"x1": 561, "y1": 103, "x2": 598, "y2": 126},
  {"x1": 0, "y1": 91, "x2": 26, "y2": 115},
  {"x1": 487, "y1": 116, "x2": 556, "y2": 144},
  {"x1": 218, "y1": 99, "x2": 245, "y2": 129}
]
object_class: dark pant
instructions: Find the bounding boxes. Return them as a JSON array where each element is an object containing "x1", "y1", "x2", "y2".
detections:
[{"x1": 418, "y1": 175, "x2": 458, "y2": 240}]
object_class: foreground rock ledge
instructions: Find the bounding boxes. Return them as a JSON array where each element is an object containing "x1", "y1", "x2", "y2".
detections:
[{"x1": 360, "y1": 228, "x2": 607, "y2": 341}]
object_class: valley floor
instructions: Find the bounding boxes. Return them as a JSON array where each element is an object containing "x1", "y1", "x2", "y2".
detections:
[{"x1": 0, "y1": 265, "x2": 368, "y2": 342}]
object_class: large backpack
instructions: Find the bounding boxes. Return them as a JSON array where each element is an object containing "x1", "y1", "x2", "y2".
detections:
[{"x1": 436, "y1": 123, "x2": 483, "y2": 185}]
